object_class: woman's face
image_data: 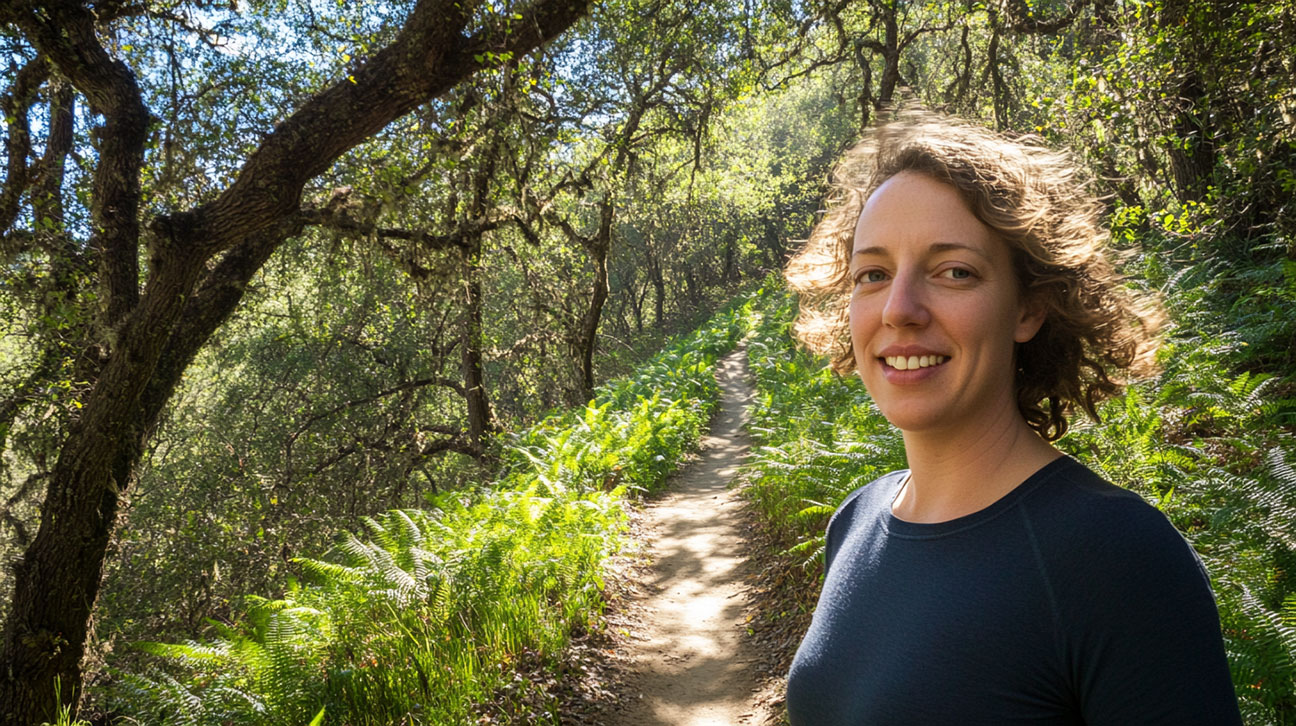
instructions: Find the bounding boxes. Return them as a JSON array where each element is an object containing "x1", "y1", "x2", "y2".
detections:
[{"x1": 848, "y1": 171, "x2": 1044, "y2": 435}]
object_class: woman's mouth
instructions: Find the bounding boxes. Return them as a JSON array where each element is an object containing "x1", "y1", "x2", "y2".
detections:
[{"x1": 883, "y1": 355, "x2": 949, "y2": 370}]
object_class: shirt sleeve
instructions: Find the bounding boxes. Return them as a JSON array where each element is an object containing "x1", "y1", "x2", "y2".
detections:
[
  {"x1": 821, "y1": 477, "x2": 883, "y2": 575},
  {"x1": 822, "y1": 493, "x2": 854, "y2": 575},
  {"x1": 1046, "y1": 497, "x2": 1242, "y2": 725}
]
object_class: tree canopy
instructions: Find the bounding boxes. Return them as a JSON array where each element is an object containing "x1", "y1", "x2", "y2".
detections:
[{"x1": 2, "y1": 0, "x2": 1294, "y2": 723}]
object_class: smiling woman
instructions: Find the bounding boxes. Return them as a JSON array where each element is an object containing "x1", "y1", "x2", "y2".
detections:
[
  {"x1": 781, "y1": 112, "x2": 1242, "y2": 725},
  {"x1": 846, "y1": 172, "x2": 1044, "y2": 450}
]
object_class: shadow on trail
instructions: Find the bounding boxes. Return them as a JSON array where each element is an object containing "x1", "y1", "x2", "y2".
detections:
[{"x1": 610, "y1": 347, "x2": 763, "y2": 726}]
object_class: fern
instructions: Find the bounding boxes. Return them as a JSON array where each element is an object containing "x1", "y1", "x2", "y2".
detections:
[{"x1": 109, "y1": 296, "x2": 758, "y2": 725}]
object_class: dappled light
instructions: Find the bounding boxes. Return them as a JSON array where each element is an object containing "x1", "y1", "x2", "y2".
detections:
[{"x1": 2, "y1": 0, "x2": 1294, "y2": 724}]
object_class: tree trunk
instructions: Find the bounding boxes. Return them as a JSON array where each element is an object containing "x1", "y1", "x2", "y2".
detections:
[
  {"x1": 876, "y1": 0, "x2": 902, "y2": 107},
  {"x1": 628, "y1": 277, "x2": 645, "y2": 333},
  {"x1": 986, "y1": 10, "x2": 1009, "y2": 129},
  {"x1": 1, "y1": 250, "x2": 208, "y2": 723},
  {"x1": 852, "y1": 39, "x2": 875, "y2": 130},
  {"x1": 1164, "y1": 76, "x2": 1215, "y2": 204},
  {"x1": 461, "y1": 131, "x2": 500, "y2": 453},
  {"x1": 579, "y1": 246, "x2": 610, "y2": 401},
  {"x1": 651, "y1": 263, "x2": 666, "y2": 327},
  {"x1": 575, "y1": 200, "x2": 614, "y2": 401},
  {"x1": 0, "y1": 0, "x2": 590, "y2": 721},
  {"x1": 461, "y1": 247, "x2": 496, "y2": 450}
]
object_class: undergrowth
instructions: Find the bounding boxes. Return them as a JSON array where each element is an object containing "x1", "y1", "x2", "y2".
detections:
[
  {"x1": 740, "y1": 284, "x2": 1296, "y2": 723},
  {"x1": 106, "y1": 297, "x2": 752, "y2": 725}
]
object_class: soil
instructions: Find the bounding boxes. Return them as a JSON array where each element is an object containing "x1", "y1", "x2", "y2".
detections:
[
  {"x1": 604, "y1": 346, "x2": 763, "y2": 726},
  {"x1": 552, "y1": 345, "x2": 807, "y2": 726}
]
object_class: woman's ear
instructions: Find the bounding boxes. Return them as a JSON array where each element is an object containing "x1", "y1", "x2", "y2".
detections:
[{"x1": 1014, "y1": 296, "x2": 1047, "y2": 344}]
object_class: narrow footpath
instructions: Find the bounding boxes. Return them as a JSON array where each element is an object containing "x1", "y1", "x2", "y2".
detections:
[{"x1": 608, "y1": 346, "x2": 765, "y2": 726}]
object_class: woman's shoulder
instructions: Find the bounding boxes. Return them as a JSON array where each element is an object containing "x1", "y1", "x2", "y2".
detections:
[
  {"x1": 1027, "y1": 460, "x2": 1237, "y2": 723},
  {"x1": 1024, "y1": 457, "x2": 1210, "y2": 594},
  {"x1": 1026, "y1": 457, "x2": 1185, "y2": 543}
]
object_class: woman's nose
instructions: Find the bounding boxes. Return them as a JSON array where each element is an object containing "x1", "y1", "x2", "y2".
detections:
[{"x1": 882, "y1": 274, "x2": 930, "y2": 328}]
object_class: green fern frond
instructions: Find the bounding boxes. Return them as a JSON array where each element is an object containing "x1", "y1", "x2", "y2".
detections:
[
  {"x1": 293, "y1": 556, "x2": 363, "y2": 586},
  {"x1": 132, "y1": 640, "x2": 232, "y2": 664},
  {"x1": 794, "y1": 503, "x2": 837, "y2": 520}
]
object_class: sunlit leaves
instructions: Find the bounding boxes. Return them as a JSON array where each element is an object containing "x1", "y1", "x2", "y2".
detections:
[{"x1": 107, "y1": 300, "x2": 749, "y2": 724}]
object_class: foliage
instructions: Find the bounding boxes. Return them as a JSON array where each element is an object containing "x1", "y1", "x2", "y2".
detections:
[
  {"x1": 37, "y1": 679, "x2": 89, "y2": 726},
  {"x1": 106, "y1": 301, "x2": 749, "y2": 725},
  {"x1": 5, "y1": 0, "x2": 1296, "y2": 721},
  {"x1": 96, "y1": 234, "x2": 496, "y2": 644}
]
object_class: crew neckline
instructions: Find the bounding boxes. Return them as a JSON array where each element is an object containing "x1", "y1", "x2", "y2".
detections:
[{"x1": 883, "y1": 455, "x2": 1078, "y2": 539}]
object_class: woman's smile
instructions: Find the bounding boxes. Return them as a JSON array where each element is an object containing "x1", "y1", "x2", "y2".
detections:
[
  {"x1": 878, "y1": 347, "x2": 951, "y2": 386},
  {"x1": 881, "y1": 354, "x2": 949, "y2": 371}
]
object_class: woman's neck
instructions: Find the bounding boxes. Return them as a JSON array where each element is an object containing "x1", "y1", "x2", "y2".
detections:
[{"x1": 892, "y1": 409, "x2": 1061, "y2": 524}]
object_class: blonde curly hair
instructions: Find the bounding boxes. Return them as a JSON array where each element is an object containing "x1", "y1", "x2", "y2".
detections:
[{"x1": 786, "y1": 111, "x2": 1163, "y2": 441}]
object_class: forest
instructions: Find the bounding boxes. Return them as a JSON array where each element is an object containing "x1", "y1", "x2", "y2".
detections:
[{"x1": 1, "y1": 0, "x2": 1294, "y2": 724}]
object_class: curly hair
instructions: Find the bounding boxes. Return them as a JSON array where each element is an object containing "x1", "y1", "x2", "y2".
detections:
[{"x1": 785, "y1": 111, "x2": 1163, "y2": 441}]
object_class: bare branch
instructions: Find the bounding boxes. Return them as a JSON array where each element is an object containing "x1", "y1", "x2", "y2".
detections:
[
  {"x1": 298, "y1": 207, "x2": 494, "y2": 252},
  {"x1": 287, "y1": 375, "x2": 468, "y2": 446}
]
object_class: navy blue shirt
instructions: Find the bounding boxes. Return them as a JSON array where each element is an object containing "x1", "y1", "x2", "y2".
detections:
[{"x1": 786, "y1": 456, "x2": 1241, "y2": 725}]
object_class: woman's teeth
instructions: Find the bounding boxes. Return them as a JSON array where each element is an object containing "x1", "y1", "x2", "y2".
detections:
[{"x1": 885, "y1": 355, "x2": 948, "y2": 371}]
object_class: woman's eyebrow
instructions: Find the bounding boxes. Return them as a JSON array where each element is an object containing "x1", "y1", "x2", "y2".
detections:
[
  {"x1": 851, "y1": 246, "x2": 888, "y2": 259},
  {"x1": 851, "y1": 242, "x2": 990, "y2": 260},
  {"x1": 928, "y1": 241, "x2": 991, "y2": 261}
]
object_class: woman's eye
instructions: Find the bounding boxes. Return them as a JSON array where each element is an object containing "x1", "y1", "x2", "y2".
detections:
[
  {"x1": 940, "y1": 267, "x2": 973, "y2": 280},
  {"x1": 854, "y1": 269, "x2": 887, "y2": 285}
]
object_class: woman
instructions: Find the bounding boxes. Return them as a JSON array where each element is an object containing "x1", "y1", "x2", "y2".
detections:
[{"x1": 782, "y1": 113, "x2": 1241, "y2": 724}]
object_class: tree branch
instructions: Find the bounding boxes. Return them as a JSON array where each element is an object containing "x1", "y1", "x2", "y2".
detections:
[
  {"x1": 30, "y1": 84, "x2": 76, "y2": 242},
  {"x1": 7, "y1": 0, "x2": 150, "y2": 331},
  {"x1": 0, "y1": 54, "x2": 48, "y2": 243},
  {"x1": 287, "y1": 375, "x2": 468, "y2": 447},
  {"x1": 298, "y1": 206, "x2": 494, "y2": 252},
  {"x1": 1001, "y1": 0, "x2": 1088, "y2": 34},
  {"x1": 154, "y1": 0, "x2": 591, "y2": 260}
]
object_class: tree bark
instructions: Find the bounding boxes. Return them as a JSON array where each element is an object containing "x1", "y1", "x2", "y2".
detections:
[
  {"x1": 0, "y1": 55, "x2": 48, "y2": 238},
  {"x1": 462, "y1": 244, "x2": 497, "y2": 450},
  {"x1": 462, "y1": 132, "x2": 501, "y2": 452},
  {"x1": 578, "y1": 199, "x2": 615, "y2": 401},
  {"x1": 875, "y1": 0, "x2": 902, "y2": 106},
  {"x1": 0, "y1": 0, "x2": 590, "y2": 722},
  {"x1": 650, "y1": 257, "x2": 666, "y2": 326},
  {"x1": 554, "y1": 197, "x2": 614, "y2": 402}
]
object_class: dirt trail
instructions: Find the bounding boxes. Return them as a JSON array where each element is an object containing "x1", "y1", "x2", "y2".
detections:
[{"x1": 609, "y1": 346, "x2": 764, "y2": 726}]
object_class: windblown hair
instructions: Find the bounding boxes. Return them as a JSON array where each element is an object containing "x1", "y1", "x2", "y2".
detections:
[{"x1": 786, "y1": 111, "x2": 1163, "y2": 441}]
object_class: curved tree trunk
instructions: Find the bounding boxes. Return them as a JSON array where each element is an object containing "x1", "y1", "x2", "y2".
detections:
[{"x1": 0, "y1": 0, "x2": 590, "y2": 722}]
